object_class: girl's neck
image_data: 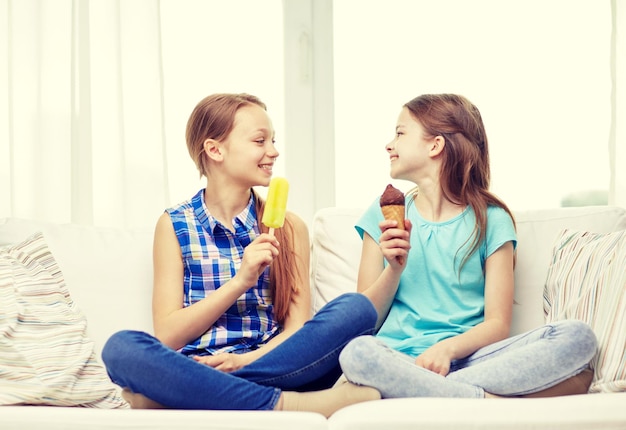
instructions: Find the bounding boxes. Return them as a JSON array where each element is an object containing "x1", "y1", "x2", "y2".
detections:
[
  {"x1": 413, "y1": 184, "x2": 464, "y2": 223},
  {"x1": 203, "y1": 179, "x2": 252, "y2": 231}
]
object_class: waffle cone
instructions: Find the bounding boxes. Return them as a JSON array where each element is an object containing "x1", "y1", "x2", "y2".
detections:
[{"x1": 381, "y1": 205, "x2": 405, "y2": 230}]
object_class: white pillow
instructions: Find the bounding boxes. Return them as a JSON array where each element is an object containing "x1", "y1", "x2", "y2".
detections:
[
  {"x1": 310, "y1": 208, "x2": 363, "y2": 314},
  {"x1": 543, "y1": 229, "x2": 626, "y2": 393},
  {"x1": 0, "y1": 232, "x2": 127, "y2": 407}
]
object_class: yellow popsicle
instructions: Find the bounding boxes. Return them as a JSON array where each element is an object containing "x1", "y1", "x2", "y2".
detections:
[{"x1": 262, "y1": 177, "x2": 289, "y2": 235}]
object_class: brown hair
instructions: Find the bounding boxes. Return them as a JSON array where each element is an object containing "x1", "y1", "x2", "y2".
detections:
[
  {"x1": 404, "y1": 94, "x2": 515, "y2": 269},
  {"x1": 253, "y1": 190, "x2": 300, "y2": 323},
  {"x1": 186, "y1": 93, "x2": 267, "y2": 178},
  {"x1": 185, "y1": 93, "x2": 298, "y2": 324}
]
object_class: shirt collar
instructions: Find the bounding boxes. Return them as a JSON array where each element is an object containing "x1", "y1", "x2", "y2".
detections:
[{"x1": 191, "y1": 189, "x2": 258, "y2": 235}]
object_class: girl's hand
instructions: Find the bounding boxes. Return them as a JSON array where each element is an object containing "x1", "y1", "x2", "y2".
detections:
[
  {"x1": 378, "y1": 219, "x2": 412, "y2": 269},
  {"x1": 414, "y1": 340, "x2": 454, "y2": 376},
  {"x1": 193, "y1": 352, "x2": 252, "y2": 372},
  {"x1": 235, "y1": 233, "x2": 280, "y2": 289}
]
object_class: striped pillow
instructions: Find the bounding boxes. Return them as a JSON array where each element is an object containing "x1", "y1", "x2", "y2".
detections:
[
  {"x1": 543, "y1": 229, "x2": 626, "y2": 393},
  {"x1": 0, "y1": 232, "x2": 127, "y2": 407}
]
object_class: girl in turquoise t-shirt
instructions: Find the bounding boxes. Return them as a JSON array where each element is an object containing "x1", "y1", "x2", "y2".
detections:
[{"x1": 339, "y1": 94, "x2": 597, "y2": 398}]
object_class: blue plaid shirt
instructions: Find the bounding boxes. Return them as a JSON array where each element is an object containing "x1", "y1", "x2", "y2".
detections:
[{"x1": 166, "y1": 189, "x2": 278, "y2": 355}]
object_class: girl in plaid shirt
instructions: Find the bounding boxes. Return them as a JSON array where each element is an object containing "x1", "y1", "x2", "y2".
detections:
[{"x1": 103, "y1": 93, "x2": 379, "y2": 417}]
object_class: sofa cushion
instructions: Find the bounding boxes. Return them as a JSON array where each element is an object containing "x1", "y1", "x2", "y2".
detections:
[
  {"x1": 544, "y1": 228, "x2": 626, "y2": 393},
  {"x1": 511, "y1": 206, "x2": 626, "y2": 335},
  {"x1": 0, "y1": 232, "x2": 127, "y2": 407},
  {"x1": 0, "y1": 217, "x2": 155, "y2": 355},
  {"x1": 330, "y1": 394, "x2": 626, "y2": 430},
  {"x1": 310, "y1": 208, "x2": 364, "y2": 314}
]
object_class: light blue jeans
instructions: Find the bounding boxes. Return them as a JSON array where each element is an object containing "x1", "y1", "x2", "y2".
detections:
[
  {"x1": 339, "y1": 320, "x2": 597, "y2": 398},
  {"x1": 102, "y1": 293, "x2": 377, "y2": 410}
]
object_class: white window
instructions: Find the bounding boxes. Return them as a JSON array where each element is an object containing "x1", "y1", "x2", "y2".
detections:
[{"x1": 332, "y1": 0, "x2": 612, "y2": 211}]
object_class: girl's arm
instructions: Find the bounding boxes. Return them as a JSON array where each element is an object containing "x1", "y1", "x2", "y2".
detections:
[
  {"x1": 357, "y1": 219, "x2": 412, "y2": 329},
  {"x1": 152, "y1": 212, "x2": 280, "y2": 351},
  {"x1": 193, "y1": 212, "x2": 311, "y2": 371},
  {"x1": 415, "y1": 241, "x2": 515, "y2": 375}
]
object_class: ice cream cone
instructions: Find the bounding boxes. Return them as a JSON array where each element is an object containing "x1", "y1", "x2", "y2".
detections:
[{"x1": 381, "y1": 204, "x2": 405, "y2": 230}]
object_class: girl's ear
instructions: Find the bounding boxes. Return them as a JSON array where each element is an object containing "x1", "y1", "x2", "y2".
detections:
[
  {"x1": 204, "y1": 138, "x2": 223, "y2": 162},
  {"x1": 429, "y1": 135, "x2": 445, "y2": 157}
]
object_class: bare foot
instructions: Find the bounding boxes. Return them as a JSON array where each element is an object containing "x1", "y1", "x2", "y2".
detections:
[
  {"x1": 521, "y1": 369, "x2": 593, "y2": 398},
  {"x1": 483, "y1": 369, "x2": 593, "y2": 399},
  {"x1": 333, "y1": 373, "x2": 349, "y2": 387},
  {"x1": 122, "y1": 388, "x2": 167, "y2": 409},
  {"x1": 278, "y1": 381, "x2": 381, "y2": 417}
]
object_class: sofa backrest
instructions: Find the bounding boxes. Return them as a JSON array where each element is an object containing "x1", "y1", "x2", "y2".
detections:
[
  {"x1": 2, "y1": 205, "x2": 626, "y2": 357},
  {"x1": 310, "y1": 206, "x2": 626, "y2": 336},
  {"x1": 0, "y1": 218, "x2": 155, "y2": 354}
]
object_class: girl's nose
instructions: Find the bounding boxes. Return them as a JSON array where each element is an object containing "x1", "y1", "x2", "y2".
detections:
[{"x1": 269, "y1": 144, "x2": 279, "y2": 159}]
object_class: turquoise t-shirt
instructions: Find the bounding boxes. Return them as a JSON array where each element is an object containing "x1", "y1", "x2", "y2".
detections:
[{"x1": 355, "y1": 196, "x2": 517, "y2": 358}]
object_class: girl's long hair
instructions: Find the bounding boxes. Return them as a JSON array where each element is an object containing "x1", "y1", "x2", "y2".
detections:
[
  {"x1": 253, "y1": 190, "x2": 299, "y2": 323},
  {"x1": 404, "y1": 94, "x2": 516, "y2": 270},
  {"x1": 185, "y1": 93, "x2": 298, "y2": 324}
]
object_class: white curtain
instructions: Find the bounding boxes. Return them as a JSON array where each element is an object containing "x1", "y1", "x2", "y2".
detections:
[
  {"x1": 1, "y1": 0, "x2": 167, "y2": 229},
  {"x1": 332, "y1": 0, "x2": 623, "y2": 212},
  {"x1": 1, "y1": 0, "x2": 624, "y2": 231},
  {"x1": 1, "y1": 0, "x2": 288, "y2": 229},
  {"x1": 611, "y1": 0, "x2": 626, "y2": 208}
]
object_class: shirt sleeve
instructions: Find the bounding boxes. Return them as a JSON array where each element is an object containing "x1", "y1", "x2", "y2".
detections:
[
  {"x1": 485, "y1": 206, "x2": 517, "y2": 258},
  {"x1": 355, "y1": 197, "x2": 385, "y2": 243}
]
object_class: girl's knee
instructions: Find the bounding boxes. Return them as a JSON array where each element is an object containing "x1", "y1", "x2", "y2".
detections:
[
  {"x1": 102, "y1": 330, "x2": 150, "y2": 366},
  {"x1": 553, "y1": 320, "x2": 598, "y2": 362},
  {"x1": 572, "y1": 320, "x2": 598, "y2": 356},
  {"x1": 331, "y1": 293, "x2": 377, "y2": 326},
  {"x1": 332, "y1": 292, "x2": 368, "y2": 308},
  {"x1": 340, "y1": 335, "x2": 386, "y2": 371},
  {"x1": 341, "y1": 334, "x2": 375, "y2": 357},
  {"x1": 339, "y1": 336, "x2": 376, "y2": 380}
]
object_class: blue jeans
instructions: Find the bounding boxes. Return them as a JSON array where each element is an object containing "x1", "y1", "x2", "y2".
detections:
[
  {"x1": 102, "y1": 293, "x2": 377, "y2": 410},
  {"x1": 339, "y1": 320, "x2": 597, "y2": 398}
]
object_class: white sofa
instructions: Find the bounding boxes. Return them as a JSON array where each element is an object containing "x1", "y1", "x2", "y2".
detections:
[{"x1": 1, "y1": 205, "x2": 626, "y2": 430}]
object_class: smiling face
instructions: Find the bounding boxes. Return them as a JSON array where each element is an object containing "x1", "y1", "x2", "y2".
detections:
[
  {"x1": 219, "y1": 103, "x2": 278, "y2": 188},
  {"x1": 386, "y1": 106, "x2": 436, "y2": 182}
]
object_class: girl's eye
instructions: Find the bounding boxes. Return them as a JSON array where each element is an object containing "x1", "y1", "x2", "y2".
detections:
[
  {"x1": 255, "y1": 139, "x2": 265, "y2": 144},
  {"x1": 396, "y1": 132, "x2": 403, "y2": 137}
]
